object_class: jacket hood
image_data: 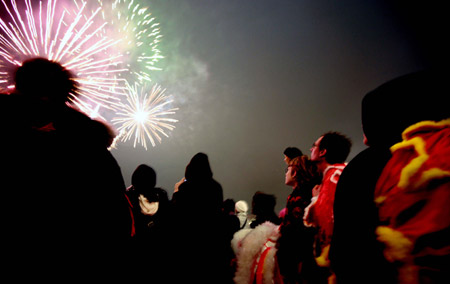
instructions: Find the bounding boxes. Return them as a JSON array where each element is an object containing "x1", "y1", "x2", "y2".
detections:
[
  {"x1": 185, "y1": 152, "x2": 213, "y2": 181},
  {"x1": 362, "y1": 70, "x2": 449, "y2": 147}
]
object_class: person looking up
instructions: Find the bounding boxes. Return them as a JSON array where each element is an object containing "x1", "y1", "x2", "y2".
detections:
[
  {"x1": 303, "y1": 131, "x2": 352, "y2": 282},
  {"x1": 277, "y1": 155, "x2": 322, "y2": 284}
]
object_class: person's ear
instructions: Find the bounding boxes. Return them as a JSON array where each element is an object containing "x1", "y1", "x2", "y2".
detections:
[
  {"x1": 319, "y1": 148, "x2": 327, "y2": 158},
  {"x1": 291, "y1": 168, "x2": 297, "y2": 179}
]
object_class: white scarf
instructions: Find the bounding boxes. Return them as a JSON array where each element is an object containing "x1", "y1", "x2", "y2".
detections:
[{"x1": 138, "y1": 194, "x2": 159, "y2": 216}]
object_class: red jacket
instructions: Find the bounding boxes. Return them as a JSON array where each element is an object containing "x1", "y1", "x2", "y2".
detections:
[
  {"x1": 304, "y1": 163, "x2": 346, "y2": 266},
  {"x1": 375, "y1": 119, "x2": 450, "y2": 283}
]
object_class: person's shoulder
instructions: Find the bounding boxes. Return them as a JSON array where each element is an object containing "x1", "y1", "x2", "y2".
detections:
[
  {"x1": 344, "y1": 147, "x2": 391, "y2": 172},
  {"x1": 155, "y1": 187, "x2": 168, "y2": 194},
  {"x1": 155, "y1": 187, "x2": 169, "y2": 199},
  {"x1": 211, "y1": 178, "x2": 223, "y2": 189},
  {"x1": 62, "y1": 107, "x2": 116, "y2": 148}
]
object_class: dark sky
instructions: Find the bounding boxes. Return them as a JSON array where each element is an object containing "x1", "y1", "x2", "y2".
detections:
[{"x1": 110, "y1": 0, "x2": 445, "y2": 212}]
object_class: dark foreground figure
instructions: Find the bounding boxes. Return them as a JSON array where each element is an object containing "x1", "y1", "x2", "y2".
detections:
[{"x1": 0, "y1": 58, "x2": 133, "y2": 280}]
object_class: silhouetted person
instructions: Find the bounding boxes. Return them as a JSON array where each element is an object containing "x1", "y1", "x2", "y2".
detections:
[
  {"x1": 221, "y1": 198, "x2": 241, "y2": 239},
  {"x1": 170, "y1": 152, "x2": 230, "y2": 284},
  {"x1": 250, "y1": 191, "x2": 281, "y2": 228},
  {"x1": 0, "y1": 58, "x2": 133, "y2": 279},
  {"x1": 128, "y1": 164, "x2": 171, "y2": 277}
]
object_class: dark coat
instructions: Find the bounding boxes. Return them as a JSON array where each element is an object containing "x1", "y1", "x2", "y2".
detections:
[
  {"x1": 330, "y1": 146, "x2": 396, "y2": 284},
  {"x1": 1, "y1": 94, "x2": 133, "y2": 277},
  {"x1": 277, "y1": 182, "x2": 319, "y2": 283},
  {"x1": 169, "y1": 153, "x2": 230, "y2": 283}
]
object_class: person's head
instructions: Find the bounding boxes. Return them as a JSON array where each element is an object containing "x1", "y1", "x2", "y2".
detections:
[
  {"x1": 185, "y1": 152, "x2": 213, "y2": 181},
  {"x1": 235, "y1": 200, "x2": 249, "y2": 214},
  {"x1": 283, "y1": 147, "x2": 303, "y2": 165},
  {"x1": 362, "y1": 69, "x2": 449, "y2": 147},
  {"x1": 223, "y1": 198, "x2": 235, "y2": 214},
  {"x1": 310, "y1": 131, "x2": 352, "y2": 165},
  {"x1": 285, "y1": 155, "x2": 321, "y2": 188},
  {"x1": 131, "y1": 164, "x2": 157, "y2": 193},
  {"x1": 14, "y1": 57, "x2": 78, "y2": 104},
  {"x1": 251, "y1": 191, "x2": 276, "y2": 216}
]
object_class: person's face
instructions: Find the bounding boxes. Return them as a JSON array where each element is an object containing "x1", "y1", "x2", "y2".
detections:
[
  {"x1": 285, "y1": 165, "x2": 296, "y2": 186},
  {"x1": 310, "y1": 136, "x2": 323, "y2": 161}
]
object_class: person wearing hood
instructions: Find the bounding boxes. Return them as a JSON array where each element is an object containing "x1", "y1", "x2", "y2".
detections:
[
  {"x1": 170, "y1": 152, "x2": 231, "y2": 284},
  {"x1": 330, "y1": 70, "x2": 450, "y2": 284},
  {"x1": 172, "y1": 152, "x2": 223, "y2": 216}
]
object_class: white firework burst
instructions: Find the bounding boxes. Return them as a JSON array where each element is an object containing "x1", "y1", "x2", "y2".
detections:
[{"x1": 112, "y1": 82, "x2": 178, "y2": 150}]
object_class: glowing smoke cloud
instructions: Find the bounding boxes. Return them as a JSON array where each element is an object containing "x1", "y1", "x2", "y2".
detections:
[
  {"x1": 0, "y1": 0, "x2": 128, "y2": 116},
  {"x1": 97, "y1": 0, "x2": 163, "y2": 84},
  {"x1": 112, "y1": 82, "x2": 178, "y2": 150}
]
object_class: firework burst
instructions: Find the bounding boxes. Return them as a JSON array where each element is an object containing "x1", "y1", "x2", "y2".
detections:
[
  {"x1": 1, "y1": 0, "x2": 178, "y2": 149},
  {"x1": 97, "y1": 0, "x2": 164, "y2": 84},
  {"x1": 0, "y1": 0, "x2": 127, "y2": 116},
  {"x1": 112, "y1": 82, "x2": 178, "y2": 150}
]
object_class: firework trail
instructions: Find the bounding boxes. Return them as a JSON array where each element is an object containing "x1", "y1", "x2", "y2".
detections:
[
  {"x1": 112, "y1": 82, "x2": 178, "y2": 150},
  {"x1": 97, "y1": 0, "x2": 164, "y2": 84},
  {"x1": 0, "y1": 0, "x2": 129, "y2": 115}
]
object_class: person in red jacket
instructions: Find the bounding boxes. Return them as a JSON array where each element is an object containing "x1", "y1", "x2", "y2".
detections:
[
  {"x1": 374, "y1": 119, "x2": 450, "y2": 284},
  {"x1": 304, "y1": 131, "x2": 352, "y2": 283},
  {"x1": 330, "y1": 70, "x2": 449, "y2": 284}
]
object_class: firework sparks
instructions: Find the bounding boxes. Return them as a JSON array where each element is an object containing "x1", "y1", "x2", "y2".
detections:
[
  {"x1": 0, "y1": 0, "x2": 127, "y2": 116},
  {"x1": 1, "y1": 0, "x2": 178, "y2": 149},
  {"x1": 97, "y1": 0, "x2": 164, "y2": 84},
  {"x1": 112, "y1": 82, "x2": 178, "y2": 150}
]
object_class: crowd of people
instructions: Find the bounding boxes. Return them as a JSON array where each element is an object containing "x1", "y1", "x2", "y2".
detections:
[{"x1": 1, "y1": 57, "x2": 448, "y2": 283}]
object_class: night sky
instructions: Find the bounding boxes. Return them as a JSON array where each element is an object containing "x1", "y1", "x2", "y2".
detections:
[
  {"x1": 110, "y1": 0, "x2": 446, "y2": 213},
  {"x1": 4, "y1": 0, "x2": 442, "y2": 213}
]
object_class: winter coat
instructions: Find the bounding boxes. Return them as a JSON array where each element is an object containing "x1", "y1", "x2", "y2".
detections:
[
  {"x1": 304, "y1": 163, "x2": 346, "y2": 267},
  {"x1": 330, "y1": 146, "x2": 395, "y2": 284},
  {"x1": 169, "y1": 178, "x2": 231, "y2": 283},
  {"x1": 374, "y1": 119, "x2": 450, "y2": 284},
  {"x1": 232, "y1": 222, "x2": 283, "y2": 284},
  {"x1": 277, "y1": 183, "x2": 319, "y2": 283},
  {"x1": 1, "y1": 95, "x2": 133, "y2": 277}
]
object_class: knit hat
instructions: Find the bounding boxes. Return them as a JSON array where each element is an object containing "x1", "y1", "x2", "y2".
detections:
[{"x1": 235, "y1": 200, "x2": 249, "y2": 213}]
